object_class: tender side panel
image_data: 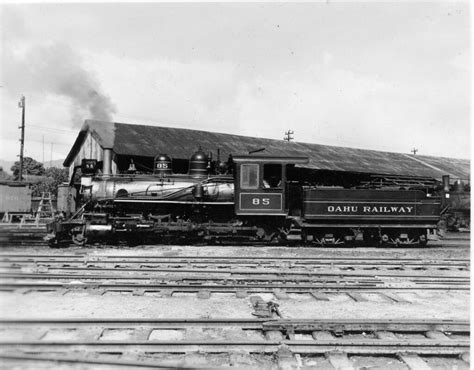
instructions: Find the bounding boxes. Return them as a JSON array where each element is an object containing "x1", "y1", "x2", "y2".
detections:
[{"x1": 303, "y1": 189, "x2": 440, "y2": 223}]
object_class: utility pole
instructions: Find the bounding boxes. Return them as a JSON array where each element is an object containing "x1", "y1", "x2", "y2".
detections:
[
  {"x1": 284, "y1": 130, "x2": 294, "y2": 142},
  {"x1": 50, "y1": 142, "x2": 53, "y2": 167},
  {"x1": 411, "y1": 148, "x2": 418, "y2": 155},
  {"x1": 18, "y1": 96, "x2": 25, "y2": 182},
  {"x1": 42, "y1": 136, "x2": 45, "y2": 164}
]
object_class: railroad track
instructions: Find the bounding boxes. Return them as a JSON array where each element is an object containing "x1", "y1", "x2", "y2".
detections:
[
  {"x1": 0, "y1": 280, "x2": 469, "y2": 304},
  {"x1": 0, "y1": 235, "x2": 470, "y2": 249},
  {"x1": 0, "y1": 319, "x2": 469, "y2": 369},
  {"x1": 0, "y1": 253, "x2": 470, "y2": 271},
  {"x1": 0, "y1": 253, "x2": 469, "y2": 293}
]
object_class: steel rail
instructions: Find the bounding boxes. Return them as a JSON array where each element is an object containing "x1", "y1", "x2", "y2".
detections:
[
  {"x1": 0, "y1": 271, "x2": 383, "y2": 282},
  {"x1": 0, "y1": 271, "x2": 468, "y2": 285},
  {"x1": 0, "y1": 260, "x2": 469, "y2": 271},
  {"x1": 2, "y1": 272, "x2": 470, "y2": 289},
  {"x1": 1, "y1": 319, "x2": 468, "y2": 359},
  {"x1": 0, "y1": 354, "x2": 182, "y2": 369},
  {"x1": 0, "y1": 264, "x2": 468, "y2": 278},
  {"x1": 0, "y1": 318, "x2": 468, "y2": 331},
  {"x1": 0, "y1": 340, "x2": 468, "y2": 355},
  {"x1": 0, "y1": 253, "x2": 469, "y2": 263},
  {"x1": 0, "y1": 281, "x2": 468, "y2": 291},
  {"x1": 0, "y1": 235, "x2": 469, "y2": 247}
]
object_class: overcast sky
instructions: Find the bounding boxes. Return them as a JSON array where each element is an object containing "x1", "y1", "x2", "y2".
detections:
[{"x1": 0, "y1": 2, "x2": 471, "y2": 163}]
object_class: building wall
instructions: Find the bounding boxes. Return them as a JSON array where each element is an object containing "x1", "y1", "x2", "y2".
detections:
[{"x1": 68, "y1": 132, "x2": 117, "y2": 179}]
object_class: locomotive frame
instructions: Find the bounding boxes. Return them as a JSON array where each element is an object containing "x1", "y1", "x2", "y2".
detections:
[{"x1": 47, "y1": 152, "x2": 441, "y2": 247}]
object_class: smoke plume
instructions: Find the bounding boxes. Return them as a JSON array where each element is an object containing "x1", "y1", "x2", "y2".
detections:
[{"x1": 3, "y1": 43, "x2": 116, "y2": 126}]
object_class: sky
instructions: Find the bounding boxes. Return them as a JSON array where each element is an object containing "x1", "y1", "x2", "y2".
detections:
[{"x1": 0, "y1": 2, "x2": 471, "y2": 164}]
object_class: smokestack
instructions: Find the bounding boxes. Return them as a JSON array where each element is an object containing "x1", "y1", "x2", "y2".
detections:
[
  {"x1": 442, "y1": 175, "x2": 450, "y2": 192},
  {"x1": 103, "y1": 149, "x2": 112, "y2": 177}
]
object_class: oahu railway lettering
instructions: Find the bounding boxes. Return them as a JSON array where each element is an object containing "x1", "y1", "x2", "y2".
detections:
[{"x1": 327, "y1": 205, "x2": 414, "y2": 213}]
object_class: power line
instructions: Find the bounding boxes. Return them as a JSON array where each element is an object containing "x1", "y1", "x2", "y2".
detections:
[
  {"x1": 28, "y1": 124, "x2": 78, "y2": 133},
  {"x1": 0, "y1": 137, "x2": 72, "y2": 147}
]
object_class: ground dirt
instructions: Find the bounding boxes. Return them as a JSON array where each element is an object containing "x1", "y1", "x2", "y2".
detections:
[{"x1": 0, "y1": 237, "x2": 470, "y2": 369}]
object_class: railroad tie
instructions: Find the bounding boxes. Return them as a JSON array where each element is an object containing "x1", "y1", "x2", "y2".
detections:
[
  {"x1": 325, "y1": 352, "x2": 354, "y2": 370},
  {"x1": 310, "y1": 291, "x2": 330, "y2": 301},
  {"x1": 79, "y1": 328, "x2": 102, "y2": 341},
  {"x1": 346, "y1": 292, "x2": 368, "y2": 302},
  {"x1": 398, "y1": 353, "x2": 432, "y2": 370},
  {"x1": 132, "y1": 289, "x2": 146, "y2": 296},
  {"x1": 374, "y1": 331, "x2": 397, "y2": 340},
  {"x1": 229, "y1": 351, "x2": 253, "y2": 367},
  {"x1": 197, "y1": 290, "x2": 211, "y2": 299},
  {"x1": 273, "y1": 289, "x2": 289, "y2": 300},
  {"x1": 132, "y1": 327, "x2": 153, "y2": 341},
  {"x1": 185, "y1": 352, "x2": 207, "y2": 366},
  {"x1": 425, "y1": 330, "x2": 449, "y2": 340},
  {"x1": 161, "y1": 290, "x2": 173, "y2": 297},
  {"x1": 381, "y1": 292, "x2": 411, "y2": 303},
  {"x1": 89, "y1": 288, "x2": 105, "y2": 296},
  {"x1": 461, "y1": 352, "x2": 470, "y2": 363},
  {"x1": 276, "y1": 344, "x2": 297, "y2": 370},
  {"x1": 312, "y1": 331, "x2": 334, "y2": 340},
  {"x1": 235, "y1": 290, "x2": 247, "y2": 298},
  {"x1": 265, "y1": 330, "x2": 284, "y2": 341}
]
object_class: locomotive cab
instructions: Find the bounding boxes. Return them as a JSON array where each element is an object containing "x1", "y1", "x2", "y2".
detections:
[{"x1": 232, "y1": 156, "x2": 308, "y2": 216}]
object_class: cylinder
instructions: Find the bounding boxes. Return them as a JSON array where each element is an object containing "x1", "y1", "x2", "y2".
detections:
[
  {"x1": 189, "y1": 149, "x2": 208, "y2": 177},
  {"x1": 103, "y1": 149, "x2": 113, "y2": 177},
  {"x1": 442, "y1": 175, "x2": 450, "y2": 192},
  {"x1": 154, "y1": 154, "x2": 173, "y2": 175}
]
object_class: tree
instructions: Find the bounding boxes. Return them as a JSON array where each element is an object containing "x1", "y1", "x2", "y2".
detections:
[
  {"x1": 32, "y1": 167, "x2": 69, "y2": 197},
  {"x1": 11, "y1": 157, "x2": 45, "y2": 180}
]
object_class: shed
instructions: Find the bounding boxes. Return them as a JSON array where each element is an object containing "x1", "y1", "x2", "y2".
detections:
[{"x1": 63, "y1": 120, "x2": 470, "y2": 183}]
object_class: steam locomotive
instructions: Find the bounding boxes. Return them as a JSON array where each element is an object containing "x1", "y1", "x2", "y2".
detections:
[{"x1": 47, "y1": 149, "x2": 441, "y2": 246}]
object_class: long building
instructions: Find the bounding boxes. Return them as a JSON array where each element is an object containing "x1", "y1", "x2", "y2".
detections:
[{"x1": 64, "y1": 119, "x2": 470, "y2": 187}]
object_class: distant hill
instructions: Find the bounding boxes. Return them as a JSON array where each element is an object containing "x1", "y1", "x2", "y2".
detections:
[
  {"x1": 44, "y1": 159, "x2": 66, "y2": 168},
  {"x1": 0, "y1": 169, "x2": 12, "y2": 180},
  {"x1": 0, "y1": 160, "x2": 14, "y2": 174},
  {"x1": 0, "y1": 159, "x2": 66, "y2": 174}
]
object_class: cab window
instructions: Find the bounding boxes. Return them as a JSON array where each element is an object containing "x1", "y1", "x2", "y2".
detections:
[
  {"x1": 263, "y1": 164, "x2": 282, "y2": 188},
  {"x1": 240, "y1": 164, "x2": 259, "y2": 189}
]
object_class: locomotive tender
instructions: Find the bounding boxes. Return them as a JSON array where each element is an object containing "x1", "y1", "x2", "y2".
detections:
[{"x1": 47, "y1": 149, "x2": 441, "y2": 246}]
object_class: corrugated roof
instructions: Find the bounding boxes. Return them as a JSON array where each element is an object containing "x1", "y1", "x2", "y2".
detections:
[{"x1": 65, "y1": 120, "x2": 470, "y2": 180}]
